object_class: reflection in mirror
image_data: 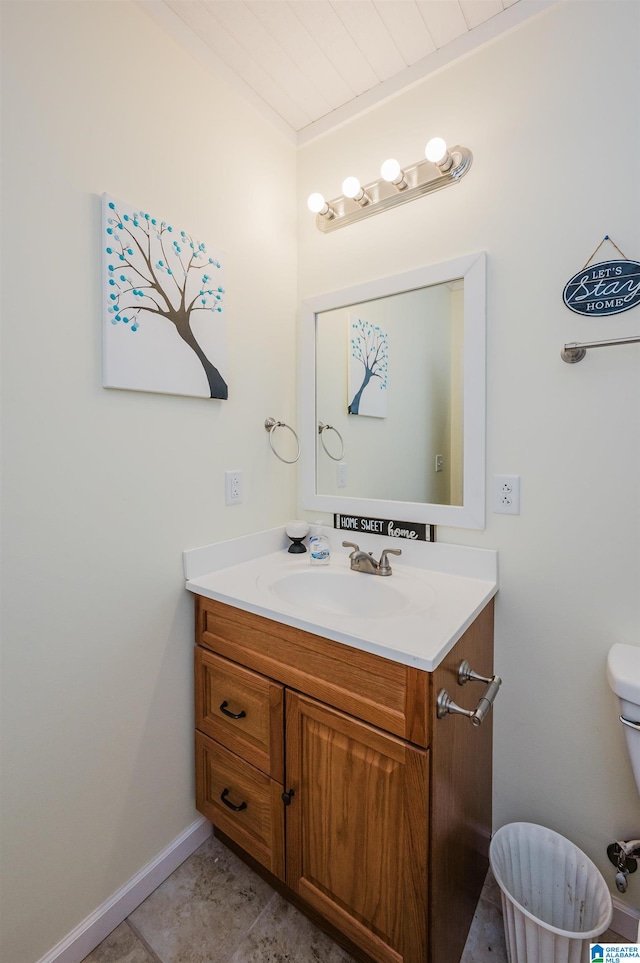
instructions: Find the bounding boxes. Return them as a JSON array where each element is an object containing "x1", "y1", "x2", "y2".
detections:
[
  {"x1": 300, "y1": 253, "x2": 486, "y2": 529},
  {"x1": 315, "y1": 281, "x2": 464, "y2": 506}
]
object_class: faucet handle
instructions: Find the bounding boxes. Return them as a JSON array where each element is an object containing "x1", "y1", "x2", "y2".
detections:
[
  {"x1": 342, "y1": 541, "x2": 360, "y2": 555},
  {"x1": 378, "y1": 547, "x2": 402, "y2": 574}
]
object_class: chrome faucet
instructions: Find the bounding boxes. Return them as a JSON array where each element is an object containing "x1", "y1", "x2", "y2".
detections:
[{"x1": 342, "y1": 541, "x2": 402, "y2": 576}]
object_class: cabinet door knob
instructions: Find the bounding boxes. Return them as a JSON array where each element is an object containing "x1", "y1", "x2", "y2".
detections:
[
  {"x1": 219, "y1": 700, "x2": 247, "y2": 720},
  {"x1": 220, "y1": 788, "x2": 247, "y2": 812},
  {"x1": 281, "y1": 789, "x2": 295, "y2": 806}
]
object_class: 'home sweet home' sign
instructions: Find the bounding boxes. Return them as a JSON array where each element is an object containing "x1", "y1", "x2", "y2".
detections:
[{"x1": 334, "y1": 514, "x2": 435, "y2": 542}]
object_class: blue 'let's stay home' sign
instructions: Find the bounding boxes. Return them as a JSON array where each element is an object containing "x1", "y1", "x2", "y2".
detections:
[{"x1": 563, "y1": 259, "x2": 640, "y2": 317}]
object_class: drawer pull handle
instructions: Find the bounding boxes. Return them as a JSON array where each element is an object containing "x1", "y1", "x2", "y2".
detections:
[
  {"x1": 219, "y1": 700, "x2": 246, "y2": 720},
  {"x1": 281, "y1": 789, "x2": 295, "y2": 806},
  {"x1": 220, "y1": 788, "x2": 247, "y2": 812}
]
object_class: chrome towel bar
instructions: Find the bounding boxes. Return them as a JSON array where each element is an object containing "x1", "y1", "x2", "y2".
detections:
[
  {"x1": 437, "y1": 659, "x2": 502, "y2": 727},
  {"x1": 561, "y1": 335, "x2": 640, "y2": 363}
]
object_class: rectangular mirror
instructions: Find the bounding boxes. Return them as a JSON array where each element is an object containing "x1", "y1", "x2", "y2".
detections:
[{"x1": 300, "y1": 252, "x2": 486, "y2": 529}]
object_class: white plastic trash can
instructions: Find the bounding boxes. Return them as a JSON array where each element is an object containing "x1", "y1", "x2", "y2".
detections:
[{"x1": 489, "y1": 822, "x2": 613, "y2": 963}]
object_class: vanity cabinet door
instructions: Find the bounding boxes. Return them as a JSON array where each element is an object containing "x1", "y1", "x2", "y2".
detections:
[{"x1": 284, "y1": 691, "x2": 428, "y2": 963}]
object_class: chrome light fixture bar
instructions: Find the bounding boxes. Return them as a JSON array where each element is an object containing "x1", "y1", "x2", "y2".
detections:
[{"x1": 308, "y1": 139, "x2": 472, "y2": 234}]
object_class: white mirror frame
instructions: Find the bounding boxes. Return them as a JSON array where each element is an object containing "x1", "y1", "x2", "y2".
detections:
[{"x1": 300, "y1": 252, "x2": 487, "y2": 529}]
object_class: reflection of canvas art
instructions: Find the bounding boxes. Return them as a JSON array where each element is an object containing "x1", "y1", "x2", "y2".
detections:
[
  {"x1": 102, "y1": 193, "x2": 228, "y2": 399},
  {"x1": 348, "y1": 315, "x2": 388, "y2": 417}
]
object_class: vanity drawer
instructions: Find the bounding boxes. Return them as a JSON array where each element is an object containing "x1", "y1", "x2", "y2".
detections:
[
  {"x1": 195, "y1": 596, "x2": 430, "y2": 747},
  {"x1": 195, "y1": 647, "x2": 284, "y2": 781},
  {"x1": 195, "y1": 730, "x2": 285, "y2": 880}
]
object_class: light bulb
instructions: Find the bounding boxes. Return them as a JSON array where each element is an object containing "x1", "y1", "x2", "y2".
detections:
[
  {"x1": 307, "y1": 192, "x2": 328, "y2": 214},
  {"x1": 342, "y1": 176, "x2": 362, "y2": 199},
  {"x1": 425, "y1": 137, "x2": 447, "y2": 163},
  {"x1": 380, "y1": 158, "x2": 407, "y2": 190},
  {"x1": 380, "y1": 159, "x2": 401, "y2": 182},
  {"x1": 425, "y1": 137, "x2": 452, "y2": 171}
]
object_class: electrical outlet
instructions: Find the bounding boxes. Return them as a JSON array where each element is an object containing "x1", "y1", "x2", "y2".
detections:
[
  {"x1": 493, "y1": 474, "x2": 520, "y2": 515},
  {"x1": 337, "y1": 462, "x2": 347, "y2": 488},
  {"x1": 435, "y1": 454, "x2": 444, "y2": 473},
  {"x1": 225, "y1": 470, "x2": 243, "y2": 505}
]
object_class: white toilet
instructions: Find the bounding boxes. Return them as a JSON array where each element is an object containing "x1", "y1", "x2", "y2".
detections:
[
  {"x1": 607, "y1": 643, "x2": 640, "y2": 931},
  {"x1": 607, "y1": 642, "x2": 640, "y2": 793},
  {"x1": 606, "y1": 642, "x2": 640, "y2": 794}
]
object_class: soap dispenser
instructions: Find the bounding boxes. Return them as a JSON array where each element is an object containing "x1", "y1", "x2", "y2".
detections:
[{"x1": 309, "y1": 520, "x2": 330, "y2": 566}]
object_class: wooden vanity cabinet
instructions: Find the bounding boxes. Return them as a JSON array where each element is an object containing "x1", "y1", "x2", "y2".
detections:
[{"x1": 194, "y1": 595, "x2": 495, "y2": 963}]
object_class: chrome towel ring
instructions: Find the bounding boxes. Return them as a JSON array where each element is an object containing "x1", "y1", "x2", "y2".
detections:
[
  {"x1": 264, "y1": 417, "x2": 300, "y2": 464},
  {"x1": 318, "y1": 422, "x2": 345, "y2": 461}
]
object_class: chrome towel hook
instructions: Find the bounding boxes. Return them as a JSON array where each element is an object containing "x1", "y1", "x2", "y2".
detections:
[
  {"x1": 318, "y1": 422, "x2": 345, "y2": 461},
  {"x1": 264, "y1": 417, "x2": 300, "y2": 464}
]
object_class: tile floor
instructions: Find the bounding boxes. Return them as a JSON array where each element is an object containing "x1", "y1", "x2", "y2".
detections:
[{"x1": 82, "y1": 833, "x2": 629, "y2": 963}]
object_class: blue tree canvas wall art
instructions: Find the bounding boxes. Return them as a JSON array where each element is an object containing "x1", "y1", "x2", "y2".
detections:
[
  {"x1": 102, "y1": 193, "x2": 228, "y2": 399},
  {"x1": 348, "y1": 315, "x2": 388, "y2": 417}
]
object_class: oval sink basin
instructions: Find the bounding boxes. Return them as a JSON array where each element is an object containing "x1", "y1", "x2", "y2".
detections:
[{"x1": 258, "y1": 568, "x2": 418, "y2": 618}]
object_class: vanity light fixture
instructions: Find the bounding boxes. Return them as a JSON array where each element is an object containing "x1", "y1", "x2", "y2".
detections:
[{"x1": 307, "y1": 137, "x2": 472, "y2": 233}]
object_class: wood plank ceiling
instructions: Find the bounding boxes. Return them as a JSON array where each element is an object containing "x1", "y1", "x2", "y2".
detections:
[{"x1": 143, "y1": 0, "x2": 553, "y2": 142}]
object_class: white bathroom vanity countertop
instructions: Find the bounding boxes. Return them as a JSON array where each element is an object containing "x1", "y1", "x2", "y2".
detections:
[{"x1": 184, "y1": 527, "x2": 498, "y2": 672}]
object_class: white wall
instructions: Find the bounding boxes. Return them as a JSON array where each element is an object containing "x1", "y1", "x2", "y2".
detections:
[
  {"x1": 0, "y1": 3, "x2": 297, "y2": 962},
  {"x1": 298, "y1": 0, "x2": 640, "y2": 912}
]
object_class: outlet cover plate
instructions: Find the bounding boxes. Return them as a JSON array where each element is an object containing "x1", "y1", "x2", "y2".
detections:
[
  {"x1": 225, "y1": 470, "x2": 243, "y2": 505},
  {"x1": 493, "y1": 474, "x2": 520, "y2": 515}
]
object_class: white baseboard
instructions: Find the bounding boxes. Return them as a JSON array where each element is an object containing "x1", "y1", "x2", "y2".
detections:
[
  {"x1": 37, "y1": 816, "x2": 212, "y2": 963},
  {"x1": 611, "y1": 895, "x2": 640, "y2": 942}
]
